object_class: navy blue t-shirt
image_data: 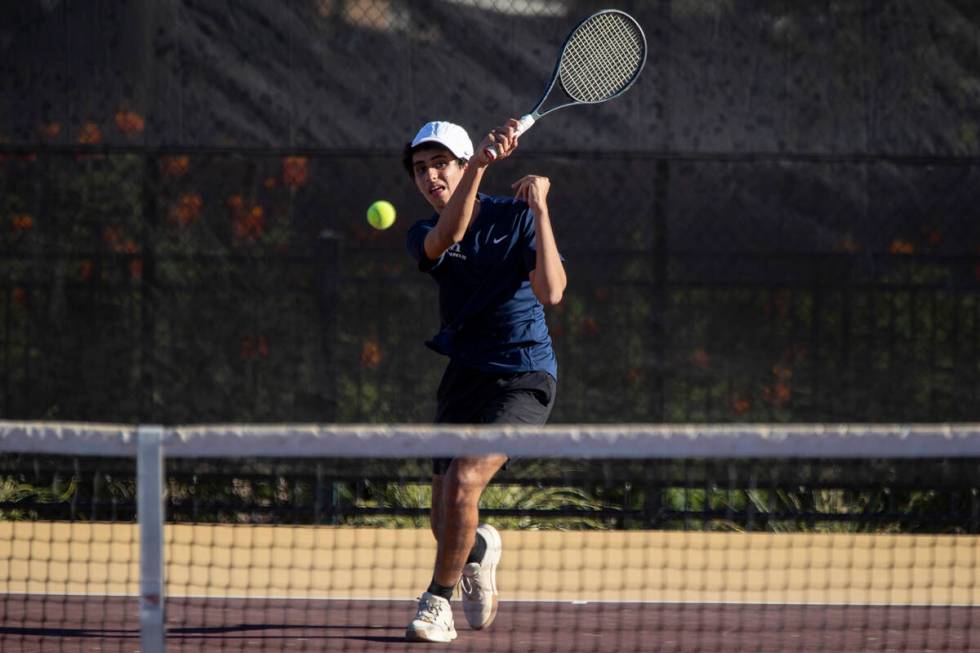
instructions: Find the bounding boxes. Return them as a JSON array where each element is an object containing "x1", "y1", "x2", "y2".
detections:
[{"x1": 406, "y1": 193, "x2": 558, "y2": 379}]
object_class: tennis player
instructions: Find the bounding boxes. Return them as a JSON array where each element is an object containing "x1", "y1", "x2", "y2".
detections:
[{"x1": 402, "y1": 119, "x2": 566, "y2": 643}]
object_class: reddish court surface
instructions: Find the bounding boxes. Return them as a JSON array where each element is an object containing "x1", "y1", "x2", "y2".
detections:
[{"x1": 1, "y1": 595, "x2": 978, "y2": 652}]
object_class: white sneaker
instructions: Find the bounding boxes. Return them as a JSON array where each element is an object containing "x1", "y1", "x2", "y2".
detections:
[
  {"x1": 405, "y1": 591, "x2": 457, "y2": 643},
  {"x1": 460, "y1": 523, "x2": 502, "y2": 630}
]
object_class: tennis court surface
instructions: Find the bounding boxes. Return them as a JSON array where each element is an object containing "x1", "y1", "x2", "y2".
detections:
[
  {"x1": 3, "y1": 595, "x2": 978, "y2": 652},
  {"x1": 1, "y1": 421, "x2": 978, "y2": 652}
]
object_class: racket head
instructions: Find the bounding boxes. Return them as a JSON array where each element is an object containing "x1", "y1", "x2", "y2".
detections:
[
  {"x1": 555, "y1": 9, "x2": 647, "y2": 105},
  {"x1": 486, "y1": 10, "x2": 647, "y2": 160}
]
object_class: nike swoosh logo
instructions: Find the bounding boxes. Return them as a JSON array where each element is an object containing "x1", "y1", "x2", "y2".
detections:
[{"x1": 493, "y1": 235, "x2": 507, "y2": 244}]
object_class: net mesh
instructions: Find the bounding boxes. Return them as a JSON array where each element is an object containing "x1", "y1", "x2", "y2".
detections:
[
  {"x1": 1, "y1": 422, "x2": 979, "y2": 652},
  {"x1": 559, "y1": 12, "x2": 646, "y2": 103}
]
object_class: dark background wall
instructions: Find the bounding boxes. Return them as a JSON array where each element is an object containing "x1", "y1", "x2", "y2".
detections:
[{"x1": 1, "y1": 0, "x2": 978, "y2": 424}]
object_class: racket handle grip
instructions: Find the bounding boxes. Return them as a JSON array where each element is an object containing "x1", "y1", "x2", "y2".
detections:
[{"x1": 484, "y1": 114, "x2": 536, "y2": 161}]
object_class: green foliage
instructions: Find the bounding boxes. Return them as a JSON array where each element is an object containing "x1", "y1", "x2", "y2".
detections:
[
  {"x1": 0, "y1": 475, "x2": 76, "y2": 520},
  {"x1": 2, "y1": 456, "x2": 973, "y2": 535},
  {"x1": 342, "y1": 480, "x2": 609, "y2": 530}
]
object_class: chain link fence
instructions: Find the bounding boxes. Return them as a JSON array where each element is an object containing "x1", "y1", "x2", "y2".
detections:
[{"x1": 1, "y1": 0, "x2": 978, "y2": 423}]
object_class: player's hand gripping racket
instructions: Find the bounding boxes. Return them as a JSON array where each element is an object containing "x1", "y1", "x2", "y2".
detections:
[{"x1": 485, "y1": 9, "x2": 647, "y2": 160}]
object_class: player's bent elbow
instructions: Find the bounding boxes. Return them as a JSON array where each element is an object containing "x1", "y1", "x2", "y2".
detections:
[
  {"x1": 536, "y1": 288, "x2": 564, "y2": 307},
  {"x1": 438, "y1": 226, "x2": 466, "y2": 248},
  {"x1": 424, "y1": 230, "x2": 462, "y2": 260}
]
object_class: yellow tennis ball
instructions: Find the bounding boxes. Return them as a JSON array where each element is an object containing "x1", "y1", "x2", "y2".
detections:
[{"x1": 367, "y1": 200, "x2": 396, "y2": 230}]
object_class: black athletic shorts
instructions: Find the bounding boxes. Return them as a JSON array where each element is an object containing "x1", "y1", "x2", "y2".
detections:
[{"x1": 432, "y1": 358, "x2": 557, "y2": 475}]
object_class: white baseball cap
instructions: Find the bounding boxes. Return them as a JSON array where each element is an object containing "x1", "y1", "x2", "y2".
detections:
[{"x1": 410, "y1": 121, "x2": 474, "y2": 160}]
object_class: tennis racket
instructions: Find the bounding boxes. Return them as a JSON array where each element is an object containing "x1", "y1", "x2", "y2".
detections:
[{"x1": 485, "y1": 9, "x2": 647, "y2": 160}]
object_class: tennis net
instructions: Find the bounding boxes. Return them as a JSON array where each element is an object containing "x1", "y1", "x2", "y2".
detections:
[{"x1": 1, "y1": 421, "x2": 978, "y2": 652}]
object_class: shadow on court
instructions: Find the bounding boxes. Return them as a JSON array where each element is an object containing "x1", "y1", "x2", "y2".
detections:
[{"x1": 1, "y1": 596, "x2": 978, "y2": 652}]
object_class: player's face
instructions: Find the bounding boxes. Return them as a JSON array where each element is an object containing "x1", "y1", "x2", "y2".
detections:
[{"x1": 411, "y1": 149, "x2": 466, "y2": 211}]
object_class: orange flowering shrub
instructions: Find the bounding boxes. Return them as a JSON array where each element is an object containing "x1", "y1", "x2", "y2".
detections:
[
  {"x1": 772, "y1": 364, "x2": 792, "y2": 381},
  {"x1": 731, "y1": 395, "x2": 751, "y2": 416},
  {"x1": 173, "y1": 194, "x2": 203, "y2": 227},
  {"x1": 11, "y1": 214, "x2": 34, "y2": 232},
  {"x1": 103, "y1": 227, "x2": 139, "y2": 254},
  {"x1": 889, "y1": 238, "x2": 915, "y2": 255},
  {"x1": 360, "y1": 340, "x2": 382, "y2": 368},
  {"x1": 115, "y1": 111, "x2": 145, "y2": 135},
  {"x1": 160, "y1": 156, "x2": 190, "y2": 178},
  {"x1": 762, "y1": 383, "x2": 792, "y2": 408},
  {"x1": 282, "y1": 156, "x2": 309, "y2": 190},
  {"x1": 78, "y1": 122, "x2": 103, "y2": 144},
  {"x1": 230, "y1": 201, "x2": 265, "y2": 242},
  {"x1": 37, "y1": 122, "x2": 61, "y2": 140}
]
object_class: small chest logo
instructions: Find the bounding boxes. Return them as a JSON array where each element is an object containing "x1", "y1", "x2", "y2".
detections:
[{"x1": 446, "y1": 243, "x2": 467, "y2": 261}]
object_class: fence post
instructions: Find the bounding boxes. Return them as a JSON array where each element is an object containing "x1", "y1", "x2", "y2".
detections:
[{"x1": 138, "y1": 424, "x2": 166, "y2": 653}]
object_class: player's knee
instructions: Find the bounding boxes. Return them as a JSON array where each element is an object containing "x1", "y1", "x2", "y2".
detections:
[{"x1": 445, "y1": 469, "x2": 486, "y2": 507}]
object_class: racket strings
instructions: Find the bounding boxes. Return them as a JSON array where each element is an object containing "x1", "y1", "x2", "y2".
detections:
[{"x1": 559, "y1": 13, "x2": 645, "y2": 103}]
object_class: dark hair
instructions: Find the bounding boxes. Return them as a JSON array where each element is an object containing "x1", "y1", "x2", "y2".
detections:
[{"x1": 401, "y1": 142, "x2": 467, "y2": 179}]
